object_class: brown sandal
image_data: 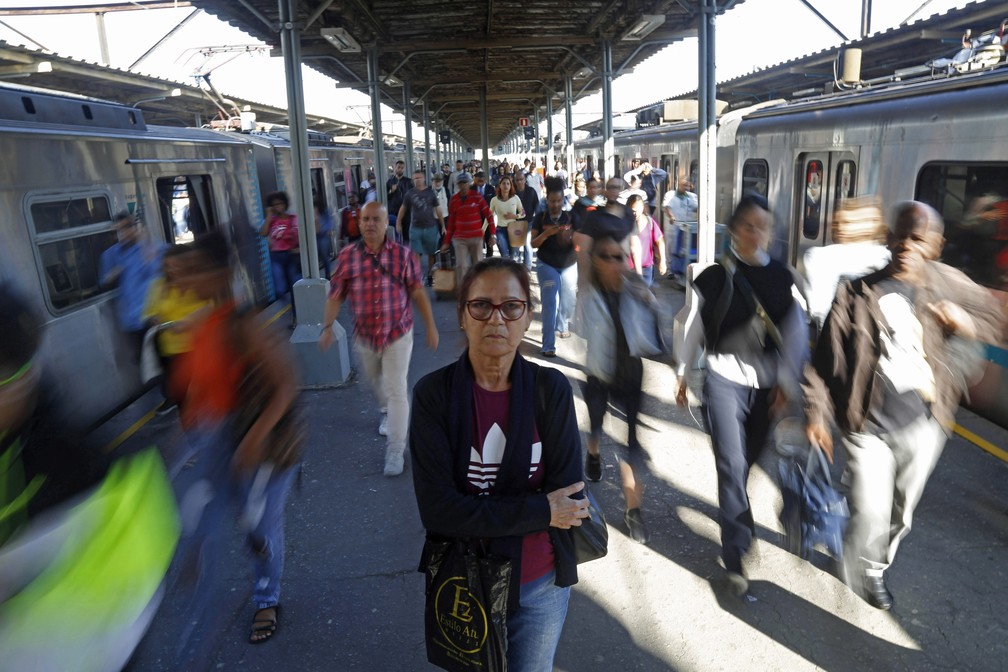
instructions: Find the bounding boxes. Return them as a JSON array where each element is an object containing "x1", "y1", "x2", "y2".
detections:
[{"x1": 249, "y1": 605, "x2": 279, "y2": 644}]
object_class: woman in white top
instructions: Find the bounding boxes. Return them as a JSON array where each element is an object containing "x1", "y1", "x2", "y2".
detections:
[{"x1": 489, "y1": 175, "x2": 525, "y2": 260}]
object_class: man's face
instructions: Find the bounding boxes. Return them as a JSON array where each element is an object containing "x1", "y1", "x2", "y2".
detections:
[
  {"x1": 888, "y1": 205, "x2": 943, "y2": 276},
  {"x1": 116, "y1": 216, "x2": 140, "y2": 245},
  {"x1": 395, "y1": 162, "x2": 405, "y2": 177},
  {"x1": 475, "y1": 176, "x2": 485, "y2": 187},
  {"x1": 456, "y1": 161, "x2": 463, "y2": 170},
  {"x1": 360, "y1": 202, "x2": 388, "y2": 245},
  {"x1": 458, "y1": 180, "x2": 471, "y2": 194},
  {"x1": 413, "y1": 172, "x2": 426, "y2": 190},
  {"x1": 514, "y1": 174, "x2": 526, "y2": 190},
  {"x1": 588, "y1": 181, "x2": 602, "y2": 199},
  {"x1": 348, "y1": 192, "x2": 358, "y2": 206},
  {"x1": 604, "y1": 180, "x2": 622, "y2": 203}
]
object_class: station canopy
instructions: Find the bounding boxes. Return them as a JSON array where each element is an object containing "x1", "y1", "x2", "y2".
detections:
[{"x1": 186, "y1": 0, "x2": 745, "y2": 148}]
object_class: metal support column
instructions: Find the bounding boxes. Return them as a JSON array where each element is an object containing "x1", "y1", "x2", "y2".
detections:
[
  {"x1": 533, "y1": 109, "x2": 540, "y2": 174},
  {"x1": 564, "y1": 76, "x2": 574, "y2": 181},
  {"x1": 95, "y1": 12, "x2": 110, "y2": 65},
  {"x1": 367, "y1": 47, "x2": 387, "y2": 206},
  {"x1": 434, "y1": 118, "x2": 441, "y2": 171},
  {"x1": 480, "y1": 85, "x2": 489, "y2": 171},
  {"x1": 403, "y1": 81, "x2": 414, "y2": 172},
  {"x1": 696, "y1": 0, "x2": 717, "y2": 265},
  {"x1": 860, "y1": 0, "x2": 872, "y2": 37},
  {"x1": 601, "y1": 40, "x2": 615, "y2": 181},
  {"x1": 279, "y1": 0, "x2": 349, "y2": 384},
  {"x1": 423, "y1": 101, "x2": 431, "y2": 178},
  {"x1": 278, "y1": 0, "x2": 318, "y2": 280},
  {"x1": 546, "y1": 93, "x2": 554, "y2": 177}
]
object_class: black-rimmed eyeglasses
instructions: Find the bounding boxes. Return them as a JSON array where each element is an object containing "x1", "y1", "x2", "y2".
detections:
[{"x1": 465, "y1": 299, "x2": 528, "y2": 321}]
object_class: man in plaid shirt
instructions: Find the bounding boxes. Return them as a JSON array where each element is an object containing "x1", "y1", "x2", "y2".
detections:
[{"x1": 321, "y1": 202, "x2": 439, "y2": 476}]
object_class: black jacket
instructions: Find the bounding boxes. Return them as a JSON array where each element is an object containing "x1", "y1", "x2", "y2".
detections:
[{"x1": 410, "y1": 352, "x2": 583, "y2": 612}]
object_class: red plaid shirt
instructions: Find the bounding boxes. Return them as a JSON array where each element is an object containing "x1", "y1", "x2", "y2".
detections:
[{"x1": 330, "y1": 238, "x2": 422, "y2": 351}]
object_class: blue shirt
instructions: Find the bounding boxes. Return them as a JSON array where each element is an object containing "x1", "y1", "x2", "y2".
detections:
[{"x1": 99, "y1": 242, "x2": 163, "y2": 331}]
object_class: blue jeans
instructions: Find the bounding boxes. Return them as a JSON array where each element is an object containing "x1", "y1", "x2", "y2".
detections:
[
  {"x1": 641, "y1": 265, "x2": 654, "y2": 286},
  {"x1": 269, "y1": 250, "x2": 301, "y2": 299},
  {"x1": 495, "y1": 227, "x2": 513, "y2": 259},
  {"x1": 180, "y1": 420, "x2": 296, "y2": 611},
  {"x1": 507, "y1": 571, "x2": 571, "y2": 672},
  {"x1": 536, "y1": 262, "x2": 577, "y2": 353}
]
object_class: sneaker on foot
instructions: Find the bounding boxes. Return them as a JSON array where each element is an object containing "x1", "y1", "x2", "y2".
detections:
[
  {"x1": 726, "y1": 571, "x2": 750, "y2": 596},
  {"x1": 585, "y1": 453, "x2": 602, "y2": 482},
  {"x1": 383, "y1": 452, "x2": 404, "y2": 477},
  {"x1": 378, "y1": 414, "x2": 388, "y2": 437},
  {"x1": 624, "y1": 508, "x2": 650, "y2": 545}
]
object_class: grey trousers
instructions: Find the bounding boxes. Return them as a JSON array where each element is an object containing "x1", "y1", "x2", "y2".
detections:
[{"x1": 841, "y1": 413, "x2": 946, "y2": 578}]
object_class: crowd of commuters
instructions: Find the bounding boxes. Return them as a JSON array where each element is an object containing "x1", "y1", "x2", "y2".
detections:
[{"x1": 5, "y1": 148, "x2": 1002, "y2": 670}]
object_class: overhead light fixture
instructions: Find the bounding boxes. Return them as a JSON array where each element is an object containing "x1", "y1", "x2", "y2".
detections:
[
  {"x1": 36, "y1": 61, "x2": 52, "y2": 73},
  {"x1": 169, "y1": 87, "x2": 182, "y2": 97},
  {"x1": 384, "y1": 75, "x2": 402, "y2": 87},
  {"x1": 321, "y1": 27, "x2": 361, "y2": 53},
  {"x1": 622, "y1": 14, "x2": 665, "y2": 41},
  {"x1": 573, "y1": 66, "x2": 592, "y2": 79}
]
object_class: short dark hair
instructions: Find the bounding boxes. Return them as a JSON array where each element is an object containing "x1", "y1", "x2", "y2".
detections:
[
  {"x1": 456, "y1": 258, "x2": 532, "y2": 325},
  {"x1": 114, "y1": 210, "x2": 133, "y2": 224},
  {"x1": 626, "y1": 194, "x2": 645, "y2": 209},
  {"x1": 544, "y1": 176, "x2": 565, "y2": 197},
  {"x1": 266, "y1": 191, "x2": 289, "y2": 208},
  {"x1": 395, "y1": 160, "x2": 405, "y2": 166},
  {"x1": 191, "y1": 230, "x2": 230, "y2": 270},
  {"x1": 475, "y1": 171, "x2": 485, "y2": 179},
  {"x1": 729, "y1": 193, "x2": 770, "y2": 230}
]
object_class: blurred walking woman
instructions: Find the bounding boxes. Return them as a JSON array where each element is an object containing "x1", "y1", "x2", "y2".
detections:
[
  {"x1": 580, "y1": 234, "x2": 659, "y2": 544},
  {"x1": 674, "y1": 195, "x2": 807, "y2": 593},
  {"x1": 170, "y1": 232, "x2": 300, "y2": 645},
  {"x1": 410, "y1": 258, "x2": 589, "y2": 671},
  {"x1": 531, "y1": 176, "x2": 578, "y2": 357}
]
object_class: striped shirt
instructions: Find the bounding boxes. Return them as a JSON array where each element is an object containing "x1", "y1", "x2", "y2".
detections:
[{"x1": 329, "y1": 238, "x2": 421, "y2": 351}]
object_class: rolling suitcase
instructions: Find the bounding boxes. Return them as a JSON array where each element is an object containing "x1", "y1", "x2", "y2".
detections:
[{"x1": 431, "y1": 248, "x2": 456, "y2": 300}]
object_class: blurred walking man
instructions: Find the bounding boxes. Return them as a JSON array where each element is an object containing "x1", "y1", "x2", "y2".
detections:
[{"x1": 804, "y1": 201, "x2": 1002, "y2": 610}]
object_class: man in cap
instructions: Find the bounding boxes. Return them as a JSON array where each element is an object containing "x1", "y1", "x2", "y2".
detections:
[{"x1": 441, "y1": 171, "x2": 494, "y2": 287}]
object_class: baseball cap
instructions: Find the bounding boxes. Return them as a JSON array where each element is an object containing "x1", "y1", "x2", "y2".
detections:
[{"x1": 456, "y1": 172, "x2": 473, "y2": 184}]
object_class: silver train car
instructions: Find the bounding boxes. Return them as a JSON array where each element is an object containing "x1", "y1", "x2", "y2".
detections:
[
  {"x1": 576, "y1": 65, "x2": 1008, "y2": 427},
  {"x1": 0, "y1": 83, "x2": 270, "y2": 427}
]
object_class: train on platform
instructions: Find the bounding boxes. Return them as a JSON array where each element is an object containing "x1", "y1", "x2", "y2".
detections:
[
  {"x1": 577, "y1": 64, "x2": 1008, "y2": 428},
  {"x1": 2, "y1": 60, "x2": 1007, "y2": 433},
  {"x1": 0, "y1": 82, "x2": 406, "y2": 427}
]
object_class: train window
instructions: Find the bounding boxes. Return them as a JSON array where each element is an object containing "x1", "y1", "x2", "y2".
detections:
[
  {"x1": 742, "y1": 160, "x2": 768, "y2": 198},
  {"x1": 155, "y1": 175, "x2": 216, "y2": 245},
  {"x1": 310, "y1": 167, "x2": 327, "y2": 210},
  {"x1": 802, "y1": 160, "x2": 824, "y2": 239},
  {"x1": 918, "y1": 162, "x2": 1008, "y2": 290},
  {"x1": 688, "y1": 160, "x2": 699, "y2": 189},
  {"x1": 834, "y1": 160, "x2": 857, "y2": 200},
  {"x1": 28, "y1": 195, "x2": 117, "y2": 311}
]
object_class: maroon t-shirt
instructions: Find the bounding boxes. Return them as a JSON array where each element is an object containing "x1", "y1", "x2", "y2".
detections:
[{"x1": 467, "y1": 383, "x2": 555, "y2": 584}]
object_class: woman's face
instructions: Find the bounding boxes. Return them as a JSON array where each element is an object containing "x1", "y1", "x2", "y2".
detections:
[
  {"x1": 547, "y1": 191, "x2": 564, "y2": 216},
  {"x1": 731, "y1": 205, "x2": 771, "y2": 255},
  {"x1": 462, "y1": 270, "x2": 530, "y2": 359},
  {"x1": 592, "y1": 238, "x2": 626, "y2": 289},
  {"x1": 630, "y1": 200, "x2": 645, "y2": 218},
  {"x1": 499, "y1": 178, "x2": 512, "y2": 197}
]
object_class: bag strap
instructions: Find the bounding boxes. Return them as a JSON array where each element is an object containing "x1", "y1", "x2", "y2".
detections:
[{"x1": 356, "y1": 240, "x2": 402, "y2": 285}]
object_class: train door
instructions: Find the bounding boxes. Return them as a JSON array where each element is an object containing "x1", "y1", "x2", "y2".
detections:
[
  {"x1": 793, "y1": 151, "x2": 857, "y2": 265},
  {"x1": 155, "y1": 174, "x2": 218, "y2": 245},
  {"x1": 310, "y1": 166, "x2": 327, "y2": 210},
  {"x1": 659, "y1": 153, "x2": 679, "y2": 226}
]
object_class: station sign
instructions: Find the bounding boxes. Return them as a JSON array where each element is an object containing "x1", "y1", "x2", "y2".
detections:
[
  {"x1": 518, "y1": 117, "x2": 530, "y2": 127},
  {"x1": 522, "y1": 126, "x2": 535, "y2": 140},
  {"x1": 439, "y1": 130, "x2": 450, "y2": 143}
]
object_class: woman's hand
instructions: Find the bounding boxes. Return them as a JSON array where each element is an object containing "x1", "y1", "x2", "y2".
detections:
[
  {"x1": 547, "y1": 481, "x2": 590, "y2": 529},
  {"x1": 806, "y1": 422, "x2": 834, "y2": 463}
]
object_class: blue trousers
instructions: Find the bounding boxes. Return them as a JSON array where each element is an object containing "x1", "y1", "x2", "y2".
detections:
[
  {"x1": 506, "y1": 571, "x2": 571, "y2": 672},
  {"x1": 701, "y1": 371, "x2": 772, "y2": 572},
  {"x1": 495, "y1": 228, "x2": 513, "y2": 260},
  {"x1": 536, "y1": 261, "x2": 577, "y2": 353}
]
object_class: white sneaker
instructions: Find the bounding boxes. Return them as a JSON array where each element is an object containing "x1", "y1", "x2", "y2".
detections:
[
  {"x1": 378, "y1": 414, "x2": 388, "y2": 437},
  {"x1": 383, "y1": 452, "x2": 404, "y2": 477}
]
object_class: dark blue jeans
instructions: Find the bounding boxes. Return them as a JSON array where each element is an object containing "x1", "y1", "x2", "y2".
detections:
[{"x1": 701, "y1": 370, "x2": 772, "y2": 572}]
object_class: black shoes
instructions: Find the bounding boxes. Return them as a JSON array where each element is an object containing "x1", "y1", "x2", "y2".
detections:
[
  {"x1": 624, "y1": 508, "x2": 650, "y2": 545},
  {"x1": 863, "y1": 574, "x2": 894, "y2": 610},
  {"x1": 585, "y1": 453, "x2": 602, "y2": 482}
]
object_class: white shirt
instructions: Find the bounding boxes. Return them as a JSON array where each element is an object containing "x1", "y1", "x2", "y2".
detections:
[
  {"x1": 803, "y1": 242, "x2": 890, "y2": 327},
  {"x1": 663, "y1": 190, "x2": 698, "y2": 222}
]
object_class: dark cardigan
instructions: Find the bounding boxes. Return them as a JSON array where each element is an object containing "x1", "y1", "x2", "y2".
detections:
[{"x1": 410, "y1": 351, "x2": 583, "y2": 613}]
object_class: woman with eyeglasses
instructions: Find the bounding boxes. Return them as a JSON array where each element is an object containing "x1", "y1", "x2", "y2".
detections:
[
  {"x1": 410, "y1": 258, "x2": 589, "y2": 672},
  {"x1": 580, "y1": 234, "x2": 658, "y2": 544},
  {"x1": 674, "y1": 194, "x2": 808, "y2": 595}
]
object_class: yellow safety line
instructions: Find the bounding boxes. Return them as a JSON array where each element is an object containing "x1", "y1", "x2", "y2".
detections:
[
  {"x1": 102, "y1": 303, "x2": 292, "y2": 454},
  {"x1": 954, "y1": 423, "x2": 1008, "y2": 463},
  {"x1": 264, "y1": 303, "x2": 292, "y2": 328},
  {"x1": 103, "y1": 407, "x2": 158, "y2": 454}
]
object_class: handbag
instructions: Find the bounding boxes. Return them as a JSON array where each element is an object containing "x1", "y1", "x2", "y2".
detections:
[
  {"x1": 777, "y1": 444, "x2": 849, "y2": 560},
  {"x1": 569, "y1": 489, "x2": 609, "y2": 564},
  {"x1": 423, "y1": 538, "x2": 510, "y2": 672}
]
